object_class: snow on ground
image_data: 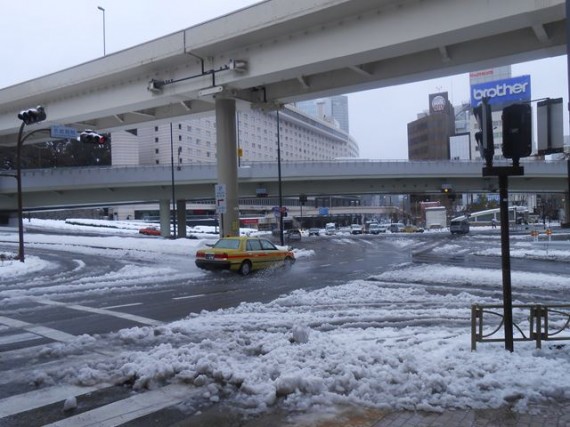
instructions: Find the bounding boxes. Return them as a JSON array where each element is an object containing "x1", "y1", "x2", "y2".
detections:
[{"x1": 1, "y1": 219, "x2": 570, "y2": 415}]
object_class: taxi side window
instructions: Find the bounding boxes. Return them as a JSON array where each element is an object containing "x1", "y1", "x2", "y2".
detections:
[
  {"x1": 260, "y1": 239, "x2": 277, "y2": 250},
  {"x1": 247, "y1": 240, "x2": 262, "y2": 251}
]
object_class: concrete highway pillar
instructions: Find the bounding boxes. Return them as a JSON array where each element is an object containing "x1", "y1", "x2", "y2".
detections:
[
  {"x1": 159, "y1": 199, "x2": 171, "y2": 237},
  {"x1": 215, "y1": 98, "x2": 239, "y2": 237},
  {"x1": 176, "y1": 199, "x2": 187, "y2": 238}
]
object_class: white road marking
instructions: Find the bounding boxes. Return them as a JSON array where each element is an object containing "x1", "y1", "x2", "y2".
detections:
[
  {"x1": 0, "y1": 316, "x2": 76, "y2": 343},
  {"x1": 0, "y1": 332, "x2": 42, "y2": 346},
  {"x1": 100, "y1": 302, "x2": 143, "y2": 310},
  {"x1": 319, "y1": 264, "x2": 332, "y2": 267},
  {"x1": 0, "y1": 384, "x2": 109, "y2": 418},
  {"x1": 172, "y1": 293, "x2": 207, "y2": 300},
  {"x1": 37, "y1": 300, "x2": 163, "y2": 326},
  {"x1": 44, "y1": 384, "x2": 193, "y2": 427}
]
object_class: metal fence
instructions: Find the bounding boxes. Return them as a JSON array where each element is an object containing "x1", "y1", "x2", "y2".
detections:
[{"x1": 471, "y1": 304, "x2": 570, "y2": 350}]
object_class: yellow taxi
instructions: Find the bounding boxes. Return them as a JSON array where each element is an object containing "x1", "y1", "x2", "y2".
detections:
[{"x1": 195, "y1": 236, "x2": 295, "y2": 275}]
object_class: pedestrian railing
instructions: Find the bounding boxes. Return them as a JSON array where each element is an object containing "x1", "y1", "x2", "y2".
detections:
[{"x1": 471, "y1": 304, "x2": 570, "y2": 350}]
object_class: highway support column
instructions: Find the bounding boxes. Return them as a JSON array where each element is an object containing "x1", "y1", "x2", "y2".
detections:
[
  {"x1": 216, "y1": 98, "x2": 239, "y2": 237},
  {"x1": 159, "y1": 199, "x2": 171, "y2": 238},
  {"x1": 177, "y1": 200, "x2": 187, "y2": 238}
]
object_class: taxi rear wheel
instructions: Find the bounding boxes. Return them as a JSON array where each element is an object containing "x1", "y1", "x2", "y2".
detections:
[{"x1": 239, "y1": 260, "x2": 252, "y2": 276}]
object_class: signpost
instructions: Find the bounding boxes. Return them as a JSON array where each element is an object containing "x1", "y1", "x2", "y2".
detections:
[
  {"x1": 50, "y1": 125, "x2": 77, "y2": 139},
  {"x1": 215, "y1": 184, "x2": 226, "y2": 214}
]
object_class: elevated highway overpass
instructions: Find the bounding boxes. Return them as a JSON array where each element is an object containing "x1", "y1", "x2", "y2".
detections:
[
  {"x1": 0, "y1": 160, "x2": 566, "y2": 211},
  {"x1": 0, "y1": 0, "x2": 566, "y2": 235},
  {"x1": 0, "y1": 0, "x2": 564, "y2": 142}
]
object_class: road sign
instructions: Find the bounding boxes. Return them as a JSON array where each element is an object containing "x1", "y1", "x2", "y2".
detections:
[
  {"x1": 215, "y1": 184, "x2": 226, "y2": 214},
  {"x1": 50, "y1": 125, "x2": 77, "y2": 139}
]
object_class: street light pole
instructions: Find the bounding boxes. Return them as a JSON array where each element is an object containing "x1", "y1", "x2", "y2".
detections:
[
  {"x1": 97, "y1": 6, "x2": 106, "y2": 56},
  {"x1": 276, "y1": 109, "x2": 284, "y2": 246},
  {"x1": 170, "y1": 123, "x2": 177, "y2": 238}
]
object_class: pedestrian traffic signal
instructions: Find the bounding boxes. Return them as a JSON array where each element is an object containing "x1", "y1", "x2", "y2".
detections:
[
  {"x1": 79, "y1": 130, "x2": 108, "y2": 144},
  {"x1": 473, "y1": 99, "x2": 494, "y2": 166},
  {"x1": 17, "y1": 106, "x2": 46, "y2": 125},
  {"x1": 502, "y1": 103, "x2": 532, "y2": 163}
]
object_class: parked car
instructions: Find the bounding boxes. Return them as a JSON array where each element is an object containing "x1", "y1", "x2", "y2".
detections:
[
  {"x1": 450, "y1": 219, "x2": 470, "y2": 234},
  {"x1": 350, "y1": 224, "x2": 363, "y2": 235},
  {"x1": 284, "y1": 228, "x2": 302, "y2": 241},
  {"x1": 389, "y1": 223, "x2": 405, "y2": 233},
  {"x1": 308, "y1": 227, "x2": 320, "y2": 236},
  {"x1": 195, "y1": 236, "x2": 295, "y2": 276},
  {"x1": 368, "y1": 223, "x2": 387, "y2": 234},
  {"x1": 139, "y1": 226, "x2": 161, "y2": 236},
  {"x1": 402, "y1": 225, "x2": 424, "y2": 233}
]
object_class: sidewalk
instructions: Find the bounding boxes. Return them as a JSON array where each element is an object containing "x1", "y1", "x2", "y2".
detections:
[{"x1": 182, "y1": 401, "x2": 570, "y2": 427}]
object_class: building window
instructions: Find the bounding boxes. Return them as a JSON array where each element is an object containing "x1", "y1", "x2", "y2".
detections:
[
  {"x1": 155, "y1": 137, "x2": 159, "y2": 143},
  {"x1": 155, "y1": 126, "x2": 159, "y2": 132},
  {"x1": 155, "y1": 148, "x2": 159, "y2": 154},
  {"x1": 178, "y1": 135, "x2": 182, "y2": 141},
  {"x1": 155, "y1": 160, "x2": 159, "y2": 164}
]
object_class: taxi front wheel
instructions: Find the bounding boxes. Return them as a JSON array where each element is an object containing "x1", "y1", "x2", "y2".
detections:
[{"x1": 283, "y1": 257, "x2": 294, "y2": 268}]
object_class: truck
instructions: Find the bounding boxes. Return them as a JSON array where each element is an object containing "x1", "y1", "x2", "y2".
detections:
[
  {"x1": 325, "y1": 222, "x2": 336, "y2": 235},
  {"x1": 425, "y1": 206, "x2": 447, "y2": 230}
]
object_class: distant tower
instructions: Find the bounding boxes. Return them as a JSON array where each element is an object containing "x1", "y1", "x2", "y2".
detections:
[{"x1": 295, "y1": 95, "x2": 349, "y2": 133}]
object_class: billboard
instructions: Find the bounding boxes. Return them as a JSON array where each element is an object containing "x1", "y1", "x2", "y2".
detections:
[
  {"x1": 429, "y1": 92, "x2": 449, "y2": 114},
  {"x1": 449, "y1": 133, "x2": 471, "y2": 160},
  {"x1": 537, "y1": 98, "x2": 564, "y2": 154},
  {"x1": 470, "y1": 75, "x2": 531, "y2": 109}
]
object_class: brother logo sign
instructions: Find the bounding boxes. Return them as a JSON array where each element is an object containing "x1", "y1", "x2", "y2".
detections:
[{"x1": 470, "y1": 75, "x2": 531, "y2": 109}]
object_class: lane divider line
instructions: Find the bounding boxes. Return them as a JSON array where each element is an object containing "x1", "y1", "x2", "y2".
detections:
[{"x1": 37, "y1": 300, "x2": 163, "y2": 327}]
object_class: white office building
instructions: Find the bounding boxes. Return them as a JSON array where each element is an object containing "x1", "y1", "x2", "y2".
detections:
[{"x1": 112, "y1": 104, "x2": 358, "y2": 167}]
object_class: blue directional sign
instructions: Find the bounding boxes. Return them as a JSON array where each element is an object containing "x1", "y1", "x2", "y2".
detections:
[{"x1": 50, "y1": 125, "x2": 78, "y2": 139}]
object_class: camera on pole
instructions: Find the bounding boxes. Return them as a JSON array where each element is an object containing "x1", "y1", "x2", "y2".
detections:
[
  {"x1": 17, "y1": 106, "x2": 46, "y2": 125},
  {"x1": 78, "y1": 130, "x2": 108, "y2": 144}
]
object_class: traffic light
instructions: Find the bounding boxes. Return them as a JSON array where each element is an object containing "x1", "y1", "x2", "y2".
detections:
[
  {"x1": 441, "y1": 185, "x2": 455, "y2": 200},
  {"x1": 473, "y1": 100, "x2": 494, "y2": 166},
  {"x1": 502, "y1": 103, "x2": 532, "y2": 163},
  {"x1": 79, "y1": 130, "x2": 108, "y2": 144},
  {"x1": 17, "y1": 106, "x2": 46, "y2": 125}
]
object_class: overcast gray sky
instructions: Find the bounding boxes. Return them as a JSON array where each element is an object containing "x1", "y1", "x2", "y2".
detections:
[{"x1": 1, "y1": 0, "x2": 567, "y2": 159}]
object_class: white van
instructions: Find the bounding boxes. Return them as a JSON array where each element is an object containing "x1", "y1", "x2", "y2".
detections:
[
  {"x1": 325, "y1": 223, "x2": 336, "y2": 235},
  {"x1": 350, "y1": 224, "x2": 363, "y2": 235}
]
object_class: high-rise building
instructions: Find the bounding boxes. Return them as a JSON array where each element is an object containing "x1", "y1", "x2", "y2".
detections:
[
  {"x1": 407, "y1": 92, "x2": 455, "y2": 160},
  {"x1": 111, "y1": 104, "x2": 359, "y2": 167},
  {"x1": 295, "y1": 95, "x2": 349, "y2": 133}
]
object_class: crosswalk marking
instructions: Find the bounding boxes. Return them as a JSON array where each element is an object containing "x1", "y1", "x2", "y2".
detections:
[
  {"x1": 0, "y1": 331, "x2": 42, "y2": 346},
  {"x1": 0, "y1": 315, "x2": 76, "y2": 343},
  {"x1": 43, "y1": 384, "x2": 193, "y2": 427},
  {"x1": 0, "y1": 384, "x2": 108, "y2": 418}
]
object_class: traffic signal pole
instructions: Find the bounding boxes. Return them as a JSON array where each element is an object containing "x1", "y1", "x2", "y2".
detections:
[
  {"x1": 498, "y1": 173, "x2": 514, "y2": 352},
  {"x1": 476, "y1": 96, "x2": 529, "y2": 352},
  {"x1": 16, "y1": 122, "x2": 26, "y2": 262}
]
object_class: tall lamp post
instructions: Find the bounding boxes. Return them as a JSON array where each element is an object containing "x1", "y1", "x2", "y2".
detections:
[
  {"x1": 276, "y1": 109, "x2": 284, "y2": 246},
  {"x1": 97, "y1": 6, "x2": 106, "y2": 56},
  {"x1": 169, "y1": 123, "x2": 177, "y2": 238}
]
